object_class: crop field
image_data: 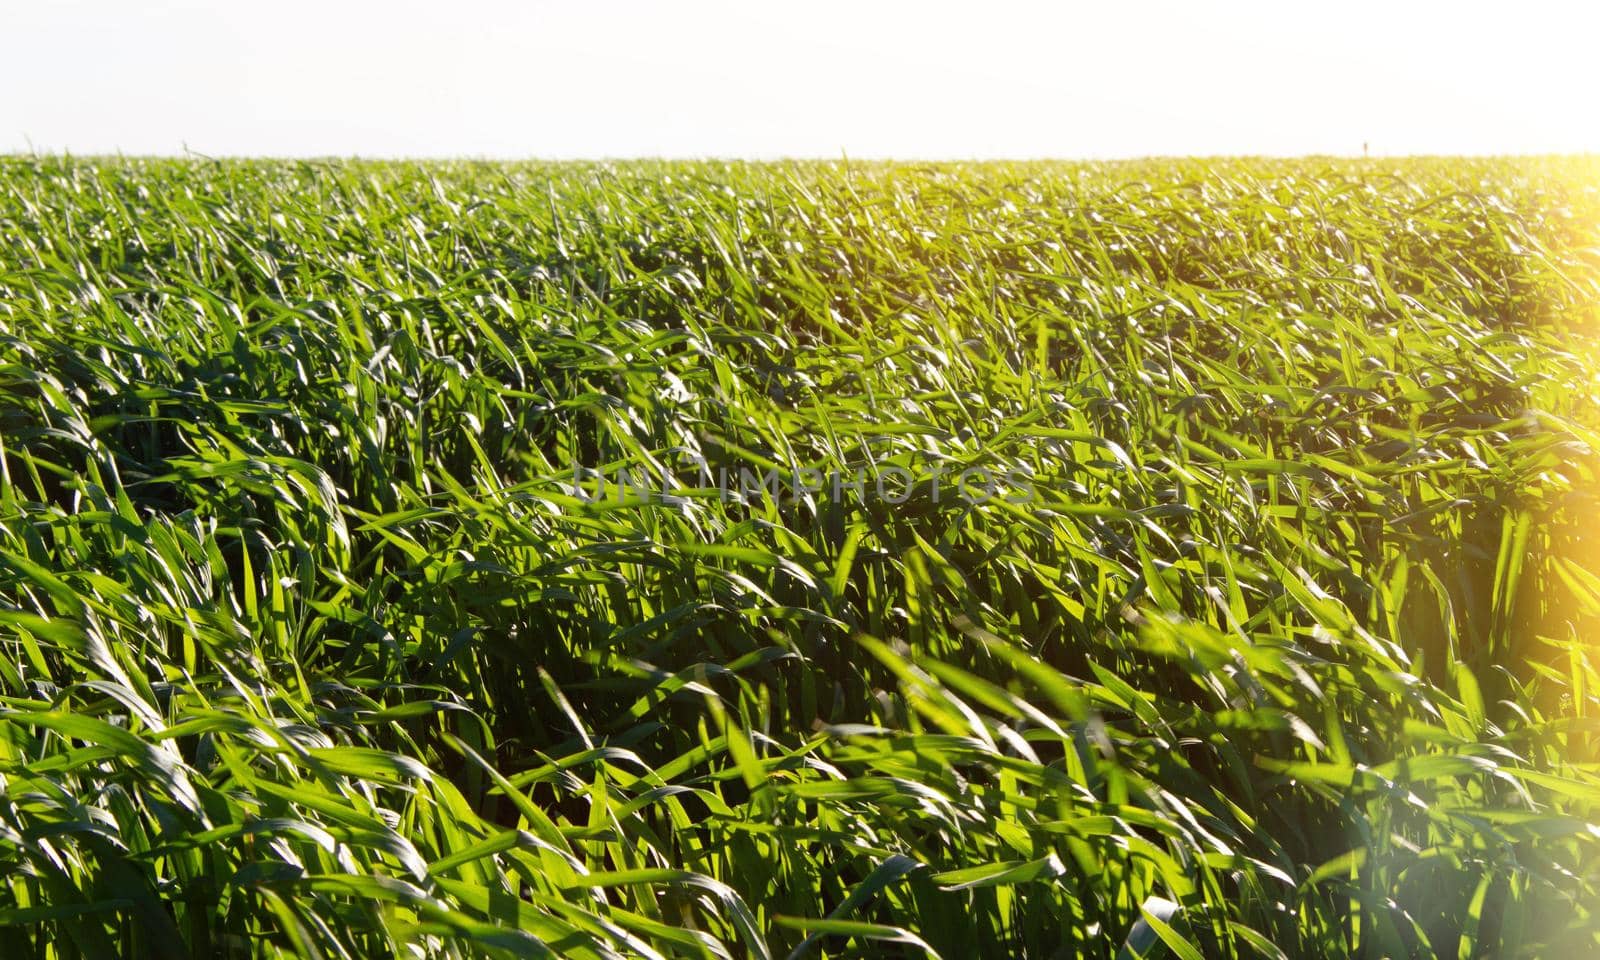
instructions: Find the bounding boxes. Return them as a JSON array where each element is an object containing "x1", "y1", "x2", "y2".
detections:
[{"x1": 2, "y1": 155, "x2": 1600, "y2": 958}]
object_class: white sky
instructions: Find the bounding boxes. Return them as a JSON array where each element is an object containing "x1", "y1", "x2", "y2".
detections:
[{"x1": 4, "y1": 0, "x2": 1598, "y2": 159}]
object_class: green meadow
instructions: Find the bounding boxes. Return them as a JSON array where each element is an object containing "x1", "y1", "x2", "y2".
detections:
[{"x1": 1, "y1": 155, "x2": 1599, "y2": 957}]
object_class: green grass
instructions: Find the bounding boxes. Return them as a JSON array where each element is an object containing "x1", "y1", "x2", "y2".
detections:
[{"x1": 1, "y1": 154, "x2": 1599, "y2": 958}]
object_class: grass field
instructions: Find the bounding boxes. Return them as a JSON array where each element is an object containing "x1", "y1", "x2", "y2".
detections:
[{"x1": 2, "y1": 155, "x2": 1600, "y2": 958}]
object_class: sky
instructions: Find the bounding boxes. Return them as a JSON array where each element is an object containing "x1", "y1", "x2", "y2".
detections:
[{"x1": 4, "y1": 0, "x2": 1598, "y2": 159}]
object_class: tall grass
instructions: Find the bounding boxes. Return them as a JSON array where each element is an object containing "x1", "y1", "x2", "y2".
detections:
[{"x1": 1, "y1": 154, "x2": 1598, "y2": 957}]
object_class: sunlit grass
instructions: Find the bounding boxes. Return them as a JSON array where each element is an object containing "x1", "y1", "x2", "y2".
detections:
[{"x1": 0, "y1": 154, "x2": 1598, "y2": 957}]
